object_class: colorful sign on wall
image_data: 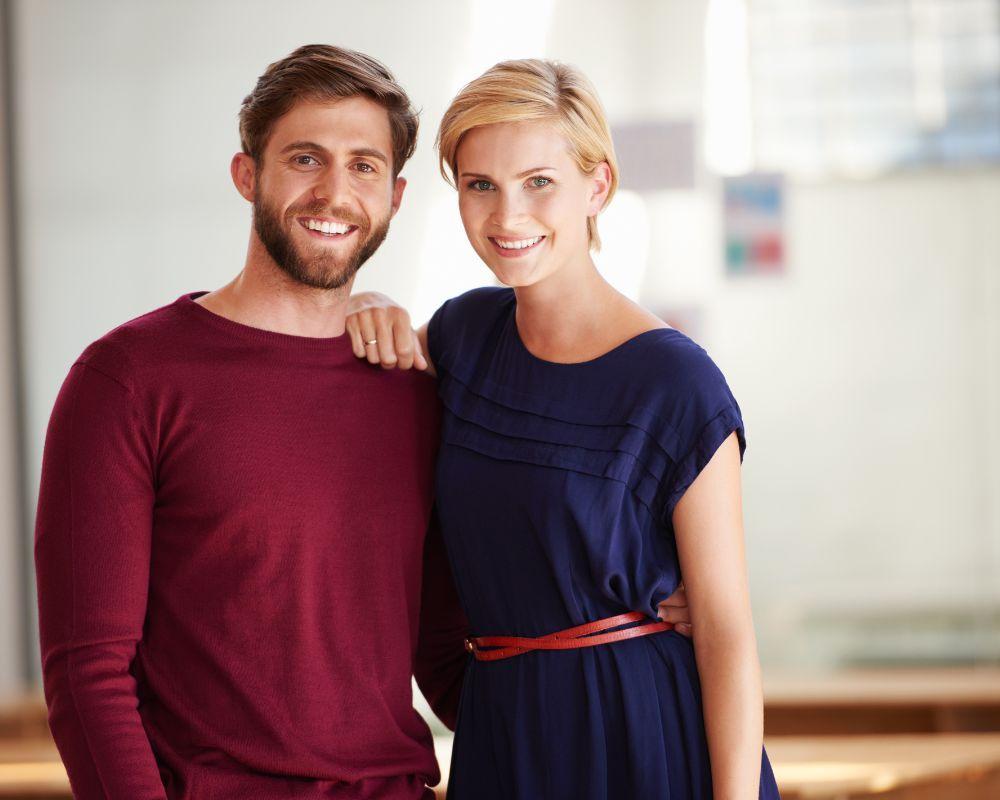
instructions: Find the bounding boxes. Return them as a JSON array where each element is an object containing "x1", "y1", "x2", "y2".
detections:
[{"x1": 723, "y1": 173, "x2": 785, "y2": 276}]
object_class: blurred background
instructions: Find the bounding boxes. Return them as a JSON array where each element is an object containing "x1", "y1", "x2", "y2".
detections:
[{"x1": 1, "y1": 0, "x2": 998, "y2": 797}]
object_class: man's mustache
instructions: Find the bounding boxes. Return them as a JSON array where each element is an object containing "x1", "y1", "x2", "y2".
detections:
[{"x1": 288, "y1": 203, "x2": 368, "y2": 231}]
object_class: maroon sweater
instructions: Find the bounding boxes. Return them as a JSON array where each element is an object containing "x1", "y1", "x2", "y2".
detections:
[{"x1": 34, "y1": 291, "x2": 468, "y2": 800}]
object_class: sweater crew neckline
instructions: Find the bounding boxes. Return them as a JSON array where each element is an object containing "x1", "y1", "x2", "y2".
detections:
[{"x1": 175, "y1": 291, "x2": 355, "y2": 352}]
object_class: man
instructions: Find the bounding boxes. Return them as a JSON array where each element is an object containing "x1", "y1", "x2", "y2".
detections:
[{"x1": 34, "y1": 44, "x2": 690, "y2": 799}]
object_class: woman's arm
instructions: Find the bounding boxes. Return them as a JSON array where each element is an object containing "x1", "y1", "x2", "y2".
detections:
[
  {"x1": 672, "y1": 431, "x2": 763, "y2": 800},
  {"x1": 345, "y1": 292, "x2": 435, "y2": 376}
]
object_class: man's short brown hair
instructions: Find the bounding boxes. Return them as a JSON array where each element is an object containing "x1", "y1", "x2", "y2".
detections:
[{"x1": 239, "y1": 44, "x2": 418, "y2": 177}]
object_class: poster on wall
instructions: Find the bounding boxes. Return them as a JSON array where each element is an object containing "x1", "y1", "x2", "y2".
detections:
[{"x1": 723, "y1": 173, "x2": 785, "y2": 277}]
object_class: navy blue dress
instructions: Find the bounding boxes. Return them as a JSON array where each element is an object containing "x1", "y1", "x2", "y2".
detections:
[{"x1": 428, "y1": 287, "x2": 780, "y2": 799}]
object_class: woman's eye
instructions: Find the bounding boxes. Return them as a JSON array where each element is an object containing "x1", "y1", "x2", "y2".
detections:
[
  {"x1": 530, "y1": 177, "x2": 552, "y2": 188},
  {"x1": 469, "y1": 179, "x2": 493, "y2": 192}
]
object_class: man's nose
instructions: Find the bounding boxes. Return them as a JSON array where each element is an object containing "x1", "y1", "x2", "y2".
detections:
[{"x1": 312, "y1": 166, "x2": 352, "y2": 207}]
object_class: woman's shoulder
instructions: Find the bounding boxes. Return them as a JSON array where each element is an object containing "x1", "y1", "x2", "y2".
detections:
[
  {"x1": 427, "y1": 285, "x2": 514, "y2": 371},
  {"x1": 434, "y1": 285, "x2": 513, "y2": 323},
  {"x1": 623, "y1": 327, "x2": 740, "y2": 412},
  {"x1": 620, "y1": 325, "x2": 715, "y2": 378}
]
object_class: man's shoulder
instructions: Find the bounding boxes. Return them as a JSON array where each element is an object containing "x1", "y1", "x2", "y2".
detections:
[{"x1": 75, "y1": 294, "x2": 190, "y2": 388}]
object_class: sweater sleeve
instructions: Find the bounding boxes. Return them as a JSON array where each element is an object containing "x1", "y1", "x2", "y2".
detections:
[
  {"x1": 413, "y1": 510, "x2": 469, "y2": 731},
  {"x1": 34, "y1": 358, "x2": 167, "y2": 799}
]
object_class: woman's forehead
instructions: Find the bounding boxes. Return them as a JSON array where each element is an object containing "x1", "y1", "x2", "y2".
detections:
[{"x1": 457, "y1": 121, "x2": 571, "y2": 173}]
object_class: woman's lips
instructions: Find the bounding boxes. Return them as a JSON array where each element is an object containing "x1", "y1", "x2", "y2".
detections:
[{"x1": 488, "y1": 235, "x2": 546, "y2": 258}]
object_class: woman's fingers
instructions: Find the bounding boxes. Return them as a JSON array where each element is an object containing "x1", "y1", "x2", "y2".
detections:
[
  {"x1": 346, "y1": 305, "x2": 420, "y2": 370},
  {"x1": 413, "y1": 335, "x2": 428, "y2": 371},
  {"x1": 657, "y1": 603, "x2": 687, "y2": 622},
  {"x1": 393, "y1": 317, "x2": 415, "y2": 370},
  {"x1": 657, "y1": 582, "x2": 692, "y2": 636},
  {"x1": 659, "y1": 583, "x2": 687, "y2": 608},
  {"x1": 356, "y1": 310, "x2": 381, "y2": 365},
  {"x1": 374, "y1": 310, "x2": 398, "y2": 368},
  {"x1": 346, "y1": 314, "x2": 365, "y2": 358}
]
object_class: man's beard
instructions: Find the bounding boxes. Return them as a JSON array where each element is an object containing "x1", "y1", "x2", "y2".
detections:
[{"x1": 253, "y1": 195, "x2": 390, "y2": 290}]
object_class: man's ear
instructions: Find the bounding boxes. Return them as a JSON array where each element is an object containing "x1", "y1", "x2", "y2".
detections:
[
  {"x1": 390, "y1": 176, "x2": 407, "y2": 218},
  {"x1": 231, "y1": 152, "x2": 257, "y2": 202}
]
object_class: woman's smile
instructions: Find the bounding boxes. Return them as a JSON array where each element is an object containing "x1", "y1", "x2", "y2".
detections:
[{"x1": 487, "y1": 234, "x2": 547, "y2": 258}]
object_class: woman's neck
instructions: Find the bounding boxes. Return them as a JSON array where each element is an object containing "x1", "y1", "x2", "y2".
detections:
[{"x1": 512, "y1": 256, "x2": 632, "y2": 363}]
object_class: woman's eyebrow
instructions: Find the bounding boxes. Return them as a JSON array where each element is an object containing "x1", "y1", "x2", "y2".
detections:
[{"x1": 459, "y1": 166, "x2": 557, "y2": 179}]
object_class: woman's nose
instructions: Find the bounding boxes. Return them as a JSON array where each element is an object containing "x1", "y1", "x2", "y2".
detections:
[{"x1": 490, "y1": 190, "x2": 528, "y2": 227}]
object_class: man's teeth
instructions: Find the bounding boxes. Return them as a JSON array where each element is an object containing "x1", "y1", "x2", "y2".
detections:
[
  {"x1": 305, "y1": 219, "x2": 352, "y2": 235},
  {"x1": 495, "y1": 236, "x2": 543, "y2": 250}
]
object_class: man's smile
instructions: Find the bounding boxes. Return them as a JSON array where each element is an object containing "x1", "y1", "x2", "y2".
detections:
[{"x1": 297, "y1": 216, "x2": 360, "y2": 240}]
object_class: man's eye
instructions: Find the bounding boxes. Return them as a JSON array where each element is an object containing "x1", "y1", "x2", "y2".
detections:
[
  {"x1": 469, "y1": 180, "x2": 493, "y2": 192},
  {"x1": 294, "y1": 155, "x2": 319, "y2": 166},
  {"x1": 530, "y1": 177, "x2": 552, "y2": 188},
  {"x1": 355, "y1": 162, "x2": 376, "y2": 173}
]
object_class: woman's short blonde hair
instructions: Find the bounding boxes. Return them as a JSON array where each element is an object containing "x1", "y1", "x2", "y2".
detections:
[{"x1": 436, "y1": 59, "x2": 619, "y2": 251}]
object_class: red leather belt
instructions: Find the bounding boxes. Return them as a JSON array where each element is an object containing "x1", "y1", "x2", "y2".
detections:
[{"x1": 464, "y1": 611, "x2": 673, "y2": 662}]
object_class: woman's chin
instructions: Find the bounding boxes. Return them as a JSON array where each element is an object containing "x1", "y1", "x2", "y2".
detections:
[
  {"x1": 479, "y1": 255, "x2": 547, "y2": 288},
  {"x1": 472, "y1": 239, "x2": 555, "y2": 288},
  {"x1": 487, "y1": 266, "x2": 542, "y2": 289}
]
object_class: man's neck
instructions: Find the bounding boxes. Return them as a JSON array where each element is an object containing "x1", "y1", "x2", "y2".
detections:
[{"x1": 196, "y1": 246, "x2": 353, "y2": 339}]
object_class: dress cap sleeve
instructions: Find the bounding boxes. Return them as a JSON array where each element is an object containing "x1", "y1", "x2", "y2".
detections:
[{"x1": 660, "y1": 346, "x2": 746, "y2": 528}]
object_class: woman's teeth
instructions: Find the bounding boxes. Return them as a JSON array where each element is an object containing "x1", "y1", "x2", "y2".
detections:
[
  {"x1": 304, "y1": 219, "x2": 352, "y2": 235},
  {"x1": 494, "y1": 235, "x2": 544, "y2": 250}
]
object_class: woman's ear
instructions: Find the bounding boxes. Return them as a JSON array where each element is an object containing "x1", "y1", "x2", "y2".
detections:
[{"x1": 587, "y1": 161, "x2": 613, "y2": 216}]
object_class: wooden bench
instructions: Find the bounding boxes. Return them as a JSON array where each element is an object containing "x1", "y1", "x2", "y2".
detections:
[
  {"x1": 768, "y1": 733, "x2": 1000, "y2": 799},
  {"x1": 4, "y1": 734, "x2": 1000, "y2": 800},
  {"x1": 0, "y1": 739, "x2": 68, "y2": 800},
  {"x1": 6, "y1": 692, "x2": 1000, "y2": 799},
  {"x1": 764, "y1": 668, "x2": 1000, "y2": 735}
]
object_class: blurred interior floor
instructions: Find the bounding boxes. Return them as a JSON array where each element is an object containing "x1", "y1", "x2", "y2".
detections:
[{"x1": 4, "y1": 666, "x2": 1000, "y2": 799}]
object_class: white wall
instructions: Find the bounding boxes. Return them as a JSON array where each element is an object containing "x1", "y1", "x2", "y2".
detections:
[
  {"x1": 10, "y1": 0, "x2": 1000, "y2": 679},
  {"x1": 0, "y1": 0, "x2": 25, "y2": 699},
  {"x1": 710, "y1": 171, "x2": 1000, "y2": 665}
]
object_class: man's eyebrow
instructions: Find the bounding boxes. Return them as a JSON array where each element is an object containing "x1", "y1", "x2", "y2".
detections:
[
  {"x1": 350, "y1": 147, "x2": 389, "y2": 165},
  {"x1": 279, "y1": 140, "x2": 330, "y2": 155},
  {"x1": 277, "y1": 143, "x2": 389, "y2": 165},
  {"x1": 459, "y1": 166, "x2": 557, "y2": 179}
]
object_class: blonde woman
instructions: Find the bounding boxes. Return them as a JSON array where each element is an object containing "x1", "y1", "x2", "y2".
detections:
[{"x1": 348, "y1": 60, "x2": 780, "y2": 799}]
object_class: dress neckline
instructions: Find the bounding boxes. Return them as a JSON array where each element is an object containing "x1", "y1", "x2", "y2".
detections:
[{"x1": 506, "y1": 293, "x2": 678, "y2": 368}]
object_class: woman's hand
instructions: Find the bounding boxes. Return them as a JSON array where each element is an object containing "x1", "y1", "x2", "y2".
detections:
[{"x1": 345, "y1": 292, "x2": 428, "y2": 371}]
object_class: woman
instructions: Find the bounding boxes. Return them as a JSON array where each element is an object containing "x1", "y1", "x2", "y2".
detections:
[{"x1": 348, "y1": 60, "x2": 780, "y2": 799}]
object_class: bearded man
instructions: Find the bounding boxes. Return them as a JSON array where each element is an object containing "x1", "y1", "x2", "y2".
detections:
[{"x1": 34, "y1": 44, "x2": 468, "y2": 800}]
